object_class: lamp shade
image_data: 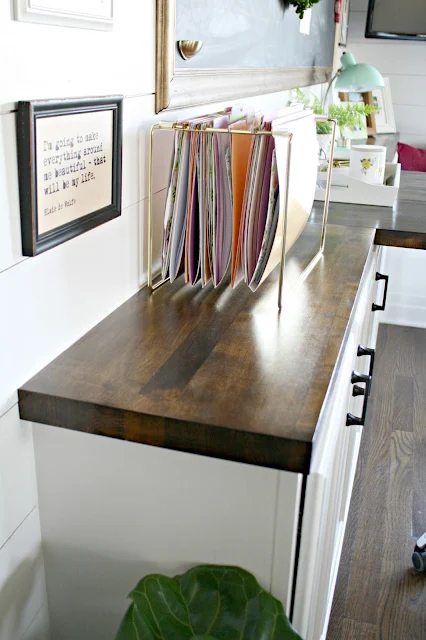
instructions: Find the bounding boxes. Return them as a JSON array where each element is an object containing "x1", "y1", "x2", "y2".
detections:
[{"x1": 335, "y1": 52, "x2": 385, "y2": 92}]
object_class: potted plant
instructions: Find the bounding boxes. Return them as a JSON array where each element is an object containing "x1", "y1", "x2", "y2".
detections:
[
  {"x1": 289, "y1": 88, "x2": 332, "y2": 155},
  {"x1": 315, "y1": 120, "x2": 333, "y2": 157},
  {"x1": 115, "y1": 565, "x2": 303, "y2": 639},
  {"x1": 328, "y1": 102, "x2": 379, "y2": 147},
  {"x1": 289, "y1": 89, "x2": 380, "y2": 152}
]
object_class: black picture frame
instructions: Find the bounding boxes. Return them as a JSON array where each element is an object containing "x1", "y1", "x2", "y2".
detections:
[
  {"x1": 17, "y1": 95, "x2": 123, "y2": 256},
  {"x1": 365, "y1": 0, "x2": 426, "y2": 41}
]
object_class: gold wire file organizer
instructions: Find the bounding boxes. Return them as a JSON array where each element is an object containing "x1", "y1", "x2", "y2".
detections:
[{"x1": 148, "y1": 116, "x2": 336, "y2": 309}]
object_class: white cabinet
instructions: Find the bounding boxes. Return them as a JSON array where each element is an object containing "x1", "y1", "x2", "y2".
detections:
[
  {"x1": 30, "y1": 248, "x2": 387, "y2": 640},
  {"x1": 292, "y1": 245, "x2": 385, "y2": 640}
]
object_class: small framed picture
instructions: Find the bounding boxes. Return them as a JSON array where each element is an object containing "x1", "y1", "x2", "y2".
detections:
[
  {"x1": 371, "y1": 78, "x2": 396, "y2": 134},
  {"x1": 17, "y1": 96, "x2": 123, "y2": 256},
  {"x1": 339, "y1": 0, "x2": 351, "y2": 47},
  {"x1": 339, "y1": 90, "x2": 377, "y2": 136}
]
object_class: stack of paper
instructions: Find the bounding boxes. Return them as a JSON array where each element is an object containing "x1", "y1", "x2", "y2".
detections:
[{"x1": 160, "y1": 105, "x2": 318, "y2": 292}]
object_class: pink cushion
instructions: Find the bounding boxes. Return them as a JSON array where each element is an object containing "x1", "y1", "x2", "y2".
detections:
[{"x1": 397, "y1": 142, "x2": 426, "y2": 172}]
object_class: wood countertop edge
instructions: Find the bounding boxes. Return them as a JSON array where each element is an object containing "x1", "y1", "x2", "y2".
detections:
[
  {"x1": 311, "y1": 241, "x2": 375, "y2": 456},
  {"x1": 374, "y1": 228, "x2": 426, "y2": 250},
  {"x1": 18, "y1": 389, "x2": 312, "y2": 474}
]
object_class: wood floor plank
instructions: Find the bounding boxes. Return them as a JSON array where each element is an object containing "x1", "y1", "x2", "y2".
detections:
[
  {"x1": 368, "y1": 325, "x2": 416, "y2": 388},
  {"x1": 412, "y1": 327, "x2": 426, "y2": 538},
  {"x1": 391, "y1": 374, "x2": 414, "y2": 432},
  {"x1": 413, "y1": 434, "x2": 426, "y2": 538},
  {"x1": 345, "y1": 328, "x2": 394, "y2": 624},
  {"x1": 376, "y1": 430, "x2": 426, "y2": 640},
  {"x1": 328, "y1": 325, "x2": 426, "y2": 640},
  {"x1": 341, "y1": 618, "x2": 377, "y2": 640},
  {"x1": 326, "y1": 469, "x2": 363, "y2": 640}
]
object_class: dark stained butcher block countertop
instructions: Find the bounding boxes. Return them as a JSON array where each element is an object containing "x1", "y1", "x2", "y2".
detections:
[
  {"x1": 312, "y1": 171, "x2": 426, "y2": 250},
  {"x1": 18, "y1": 170, "x2": 426, "y2": 474},
  {"x1": 19, "y1": 222, "x2": 375, "y2": 475}
]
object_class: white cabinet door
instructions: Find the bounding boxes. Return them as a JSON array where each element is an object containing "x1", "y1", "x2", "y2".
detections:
[
  {"x1": 339, "y1": 247, "x2": 382, "y2": 527},
  {"x1": 292, "y1": 330, "x2": 358, "y2": 640},
  {"x1": 293, "y1": 245, "x2": 380, "y2": 640}
]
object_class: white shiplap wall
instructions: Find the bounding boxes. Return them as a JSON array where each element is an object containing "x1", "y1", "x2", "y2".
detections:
[
  {"x1": 347, "y1": 0, "x2": 426, "y2": 147},
  {"x1": 0, "y1": 1, "x2": 325, "y2": 638}
]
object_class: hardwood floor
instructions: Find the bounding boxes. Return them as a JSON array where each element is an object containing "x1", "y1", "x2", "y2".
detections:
[{"x1": 327, "y1": 324, "x2": 426, "y2": 640}]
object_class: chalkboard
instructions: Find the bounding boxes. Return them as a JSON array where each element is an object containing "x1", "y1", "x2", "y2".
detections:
[
  {"x1": 176, "y1": 0, "x2": 335, "y2": 69},
  {"x1": 156, "y1": 0, "x2": 335, "y2": 112}
]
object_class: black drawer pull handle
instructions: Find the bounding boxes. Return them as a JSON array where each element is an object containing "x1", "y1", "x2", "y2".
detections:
[
  {"x1": 347, "y1": 370, "x2": 371, "y2": 426},
  {"x1": 372, "y1": 272, "x2": 389, "y2": 312},
  {"x1": 352, "y1": 384, "x2": 365, "y2": 397},
  {"x1": 357, "y1": 345, "x2": 375, "y2": 376},
  {"x1": 351, "y1": 371, "x2": 370, "y2": 386},
  {"x1": 357, "y1": 345, "x2": 375, "y2": 394}
]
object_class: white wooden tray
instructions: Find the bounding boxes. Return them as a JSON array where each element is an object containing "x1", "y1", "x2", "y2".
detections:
[{"x1": 315, "y1": 163, "x2": 401, "y2": 208}]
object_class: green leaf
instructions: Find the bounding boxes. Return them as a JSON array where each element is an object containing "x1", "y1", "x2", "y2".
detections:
[
  {"x1": 115, "y1": 565, "x2": 303, "y2": 640},
  {"x1": 289, "y1": 0, "x2": 321, "y2": 19},
  {"x1": 328, "y1": 103, "x2": 380, "y2": 136}
]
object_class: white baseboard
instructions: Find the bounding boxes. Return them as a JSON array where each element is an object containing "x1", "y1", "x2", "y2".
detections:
[{"x1": 381, "y1": 293, "x2": 426, "y2": 329}]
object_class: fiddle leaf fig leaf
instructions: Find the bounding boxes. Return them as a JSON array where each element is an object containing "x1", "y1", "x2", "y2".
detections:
[{"x1": 115, "y1": 566, "x2": 303, "y2": 640}]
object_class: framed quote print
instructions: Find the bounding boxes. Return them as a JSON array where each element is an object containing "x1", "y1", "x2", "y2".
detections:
[{"x1": 17, "y1": 95, "x2": 122, "y2": 256}]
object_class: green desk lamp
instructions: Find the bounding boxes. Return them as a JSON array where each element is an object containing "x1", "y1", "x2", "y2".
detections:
[{"x1": 323, "y1": 52, "x2": 385, "y2": 107}]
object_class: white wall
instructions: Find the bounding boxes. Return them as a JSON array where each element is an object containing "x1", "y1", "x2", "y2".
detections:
[
  {"x1": 0, "y1": 0, "x2": 158, "y2": 632},
  {"x1": 379, "y1": 246, "x2": 426, "y2": 329},
  {"x1": 347, "y1": 0, "x2": 426, "y2": 147},
  {"x1": 346, "y1": 2, "x2": 426, "y2": 326},
  {"x1": 0, "y1": 1, "x2": 326, "y2": 638}
]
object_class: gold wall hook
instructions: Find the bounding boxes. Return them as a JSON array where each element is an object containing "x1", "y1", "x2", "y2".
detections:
[{"x1": 177, "y1": 40, "x2": 203, "y2": 61}]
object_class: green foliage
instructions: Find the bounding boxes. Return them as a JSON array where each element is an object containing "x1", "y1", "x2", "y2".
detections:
[
  {"x1": 290, "y1": 87, "x2": 311, "y2": 109},
  {"x1": 290, "y1": 88, "x2": 331, "y2": 134},
  {"x1": 328, "y1": 103, "x2": 379, "y2": 137},
  {"x1": 316, "y1": 121, "x2": 332, "y2": 135},
  {"x1": 115, "y1": 565, "x2": 303, "y2": 640},
  {"x1": 289, "y1": 88, "x2": 381, "y2": 137},
  {"x1": 290, "y1": 0, "x2": 321, "y2": 19},
  {"x1": 290, "y1": 87, "x2": 323, "y2": 115}
]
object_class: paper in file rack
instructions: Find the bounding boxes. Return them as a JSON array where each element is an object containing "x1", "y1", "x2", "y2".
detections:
[
  {"x1": 249, "y1": 109, "x2": 319, "y2": 291},
  {"x1": 230, "y1": 115, "x2": 262, "y2": 287},
  {"x1": 154, "y1": 105, "x2": 332, "y2": 306}
]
